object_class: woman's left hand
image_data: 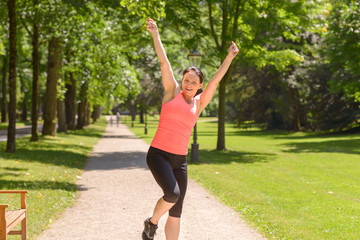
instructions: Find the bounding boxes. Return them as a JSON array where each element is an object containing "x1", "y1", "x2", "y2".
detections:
[
  {"x1": 146, "y1": 18, "x2": 158, "y2": 34},
  {"x1": 228, "y1": 41, "x2": 239, "y2": 59}
]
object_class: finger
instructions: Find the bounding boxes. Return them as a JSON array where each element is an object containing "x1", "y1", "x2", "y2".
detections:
[{"x1": 147, "y1": 21, "x2": 155, "y2": 27}]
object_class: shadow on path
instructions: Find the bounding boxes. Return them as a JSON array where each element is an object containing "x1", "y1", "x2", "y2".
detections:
[{"x1": 86, "y1": 151, "x2": 149, "y2": 171}]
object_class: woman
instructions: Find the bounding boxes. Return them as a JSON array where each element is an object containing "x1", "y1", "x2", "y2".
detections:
[{"x1": 143, "y1": 18, "x2": 239, "y2": 240}]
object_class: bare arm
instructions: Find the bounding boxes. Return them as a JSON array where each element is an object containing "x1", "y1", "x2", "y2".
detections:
[
  {"x1": 147, "y1": 18, "x2": 179, "y2": 103},
  {"x1": 199, "y1": 42, "x2": 239, "y2": 114}
]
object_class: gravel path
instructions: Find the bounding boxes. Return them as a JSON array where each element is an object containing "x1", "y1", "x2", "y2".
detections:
[{"x1": 37, "y1": 120, "x2": 266, "y2": 240}]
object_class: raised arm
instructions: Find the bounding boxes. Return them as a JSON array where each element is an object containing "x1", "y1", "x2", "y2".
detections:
[
  {"x1": 147, "y1": 18, "x2": 179, "y2": 103},
  {"x1": 198, "y1": 41, "x2": 239, "y2": 113}
]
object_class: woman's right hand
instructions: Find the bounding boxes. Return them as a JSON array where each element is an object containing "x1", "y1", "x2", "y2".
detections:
[{"x1": 146, "y1": 18, "x2": 158, "y2": 34}]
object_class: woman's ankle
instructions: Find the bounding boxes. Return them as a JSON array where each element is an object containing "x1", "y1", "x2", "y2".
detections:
[{"x1": 150, "y1": 217, "x2": 158, "y2": 225}]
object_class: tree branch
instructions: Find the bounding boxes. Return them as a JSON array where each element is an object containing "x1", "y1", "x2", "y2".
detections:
[
  {"x1": 207, "y1": 0, "x2": 220, "y2": 50},
  {"x1": 19, "y1": 15, "x2": 33, "y2": 38},
  {"x1": 231, "y1": 0, "x2": 241, "y2": 40},
  {"x1": 221, "y1": 0, "x2": 229, "y2": 50}
]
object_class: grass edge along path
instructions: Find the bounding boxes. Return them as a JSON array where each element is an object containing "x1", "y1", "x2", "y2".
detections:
[
  {"x1": 122, "y1": 115, "x2": 360, "y2": 240},
  {"x1": 0, "y1": 117, "x2": 107, "y2": 240}
]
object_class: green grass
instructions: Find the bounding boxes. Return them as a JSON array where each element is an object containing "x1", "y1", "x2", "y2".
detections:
[
  {"x1": 123, "y1": 115, "x2": 360, "y2": 240},
  {"x1": 0, "y1": 117, "x2": 107, "y2": 239}
]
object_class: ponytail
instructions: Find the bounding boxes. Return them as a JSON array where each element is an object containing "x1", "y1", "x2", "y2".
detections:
[{"x1": 194, "y1": 88, "x2": 203, "y2": 97}]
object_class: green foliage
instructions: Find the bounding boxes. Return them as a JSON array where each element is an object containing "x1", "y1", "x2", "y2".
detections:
[
  {"x1": 2, "y1": 0, "x2": 358, "y2": 134},
  {"x1": 120, "y1": 0, "x2": 165, "y2": 20},
  {"x1": 254, "y1": 49, "x2": 304, "y2": 71},
  {"x1": 165, "y1": 0, "x2": 322, "y2": 69},
  {"x1": 228, "y1": 56, "x2": 360, "y2": 131},
  {"x1": 324, "y1": 0, "x2": 360, "y2": 102},
  {"x1": 0, "y1": 1, "x2": 7, "y2": 55},
  {"x1": 0, "y1": 36, "x2": 3, "y2": 55},
  {"x1": 224, "y1": 0, "x2": 359, "y2": 132}
]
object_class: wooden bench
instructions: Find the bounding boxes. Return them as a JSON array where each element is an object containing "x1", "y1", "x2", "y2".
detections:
[{"x1": 0, "y1": 191, "x2": 27, "y2": 240}]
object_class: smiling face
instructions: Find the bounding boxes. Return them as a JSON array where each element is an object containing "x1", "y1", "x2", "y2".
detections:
[{"x1": 182, "y1": 70, "x2": 203, "y2": 97}]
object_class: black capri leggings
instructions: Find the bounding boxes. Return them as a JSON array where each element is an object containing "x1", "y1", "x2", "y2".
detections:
[{"x1": 146, "y1": 146, "x2": 188, "y2": 218}]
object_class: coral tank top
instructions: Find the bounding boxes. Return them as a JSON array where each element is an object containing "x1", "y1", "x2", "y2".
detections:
[{"x1": 151, "y1": 91, "x2": 199, "y2": 155}]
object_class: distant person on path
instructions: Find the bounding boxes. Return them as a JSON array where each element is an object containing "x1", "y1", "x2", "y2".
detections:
[
  {"x1": 116, "y1": 112, "x2": 120, "y2": 127},
  {"x1": 143, "y1": 17, "x2": 239, "y2": 240}
]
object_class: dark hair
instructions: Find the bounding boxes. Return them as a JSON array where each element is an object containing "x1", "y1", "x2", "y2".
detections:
[{"x1": 183, "y1": 66, "x2": 204, "y2": 97}]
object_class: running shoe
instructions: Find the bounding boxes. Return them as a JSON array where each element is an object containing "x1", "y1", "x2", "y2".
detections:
[{"x1": 142, "y1": 217, "x2": 158, "y2": 240}]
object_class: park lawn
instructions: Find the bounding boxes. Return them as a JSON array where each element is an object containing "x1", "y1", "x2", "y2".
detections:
[
  {"x1": 0, "y1": 117, "x2": 107, "y2": 240},
  {"x1": 123, "y1": 115, "x2": 360, "y2": 240}
]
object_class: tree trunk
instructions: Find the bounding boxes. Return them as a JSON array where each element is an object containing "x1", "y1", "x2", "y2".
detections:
[
  {"x1": 1, "y1": 54, "x2": 8, "y2": 123},
  {"x1": 57, "y1": 98, "x2": 67, "y2": 132},
  {"x1": 6, "y1": 0, "x2": 16, "y2": 153},
  {"x1": 85, "y1": 102, "x2": 90, "y2": 126},
  {"x1": 30, "y1": 1, "x2": 40, "y2": 141},
  {"x1": 91, "y1": 105, "x2": 101, "y2": 123},
  {"x1": 290, "y1": 88, "x2": 301, "y2": 131},
  {"x1": 19, "y1": 72, "x2": 27, "y2": 122},
  {"x1": 216, "y1": 63, "x2": 234, "y2": 151},
  {"x1": 76, "y1": 81, "x2": 87, "y2": 129},
  {"x1": 216, "y1": 80, "x2": 226, "y2": 151},
  {"x1": 76, "y1": 101, "x2": 85, "y2": 129},
  {"x1": 139, "y1": 105, "x2": 144, "y2": 124},
  {"x1": 130, "y1": 103, "x2": 136, "y2": 122},
  {"x1": 208, "y1": 0, "x2": 240, "y2": 151},
  {"x1": 42, "y1": 38, "x2": 61, "y2": 136},
  {"x1": 65, "y1": 72, "x2": 76, "y2": 130}
]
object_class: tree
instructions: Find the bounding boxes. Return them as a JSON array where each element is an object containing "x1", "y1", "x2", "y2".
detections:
[
  {"x1": 226, "y1": 0, "x2": 360, "y2": 132},
  {"x1": 324, "y1": 0, "x2": 360, "y2": 102},
  {"x1": 30, "y1": 0, "x2": 40, "y2": 140},
  {"x1": 165, "y1": 0, "x2": 315, "y2": 149},
  {"x1": 6, "y1": 0, "x2": 17, "y2": 153},
  {"x1": 40, "y1": 0, "x2": 72, "y2": 135},
  {"x1": 19, "y1": 0, "x2": 42, "y2": 141},
  {"x1": 64, "y1": 57, "x2": 76, "y2": 130}
]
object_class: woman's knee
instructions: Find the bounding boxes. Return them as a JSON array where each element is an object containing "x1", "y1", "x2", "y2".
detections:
[{"x1": 163, "y1": 186, "x2": 180, "y2": 203}]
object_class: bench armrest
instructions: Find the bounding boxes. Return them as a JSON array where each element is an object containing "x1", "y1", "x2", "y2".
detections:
[
  {"x1": 0, "y1": 191, "x2": 28, "y2": 194},
  {"x1": 0, "y1": 191, "x2": 28, "y2": 209}
]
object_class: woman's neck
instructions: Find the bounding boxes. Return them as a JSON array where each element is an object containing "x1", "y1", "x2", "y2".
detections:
[{"x1": 181, "y1": 92, "x2": 193, "y2": 104}]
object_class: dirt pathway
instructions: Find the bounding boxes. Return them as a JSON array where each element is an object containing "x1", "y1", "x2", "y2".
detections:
[{"x1": 37, "y1": 120, "x2": 266, "y2": 240}]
